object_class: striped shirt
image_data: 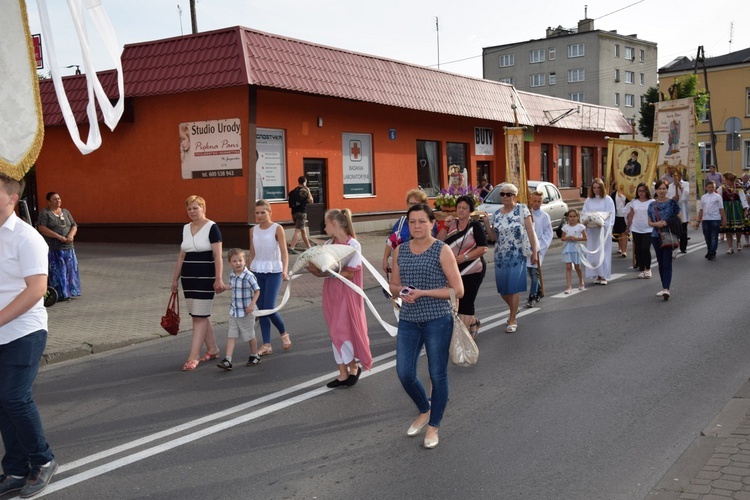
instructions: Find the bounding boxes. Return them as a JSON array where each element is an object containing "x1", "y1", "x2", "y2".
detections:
[{"x1": 228, "y1": 267, "x2": 260, "y2": 317}]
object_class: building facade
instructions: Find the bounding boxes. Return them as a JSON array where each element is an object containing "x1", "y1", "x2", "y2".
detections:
[
  {"x1": 658, "y1": 47, "x2": 750, "y2": 178},
  {"x1": 34, "y1": 26, "x2": 630, "y2": 247},
  {"x1": 482, "y1": 19, "x2": 657, "y2": 135}
]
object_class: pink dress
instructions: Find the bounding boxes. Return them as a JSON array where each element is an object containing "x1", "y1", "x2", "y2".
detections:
[{"x1": 322, "y1": 237, "x2": 372, "y2": 370}]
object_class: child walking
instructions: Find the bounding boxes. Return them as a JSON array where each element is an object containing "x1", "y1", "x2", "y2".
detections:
[
  {"x1": 561, "y1": 210, "x2": 587, "y2": 294},
  {"x1": 218, "y1": 249, "x2": 261, "y2": 371}
]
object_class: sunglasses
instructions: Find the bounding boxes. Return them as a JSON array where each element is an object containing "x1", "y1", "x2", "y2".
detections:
[{"x1": 499, "y1": 192, "x2": 515, "y2": 197}]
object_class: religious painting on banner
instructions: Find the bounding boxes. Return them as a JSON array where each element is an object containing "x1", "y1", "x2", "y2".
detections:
[
  {"x1": 655, "y1": 98, "x2": 697, "y2": 216},
  {"x1": 504, "y1": 127, "x2": 529, "y2": 204},
  {"x1": 606, "y1": 139, "x2": 659, "y2": 200}
]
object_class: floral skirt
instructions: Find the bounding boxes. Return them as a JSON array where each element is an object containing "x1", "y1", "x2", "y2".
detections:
[
  {"x1": 49, "y1": 249, "x2": 81, "y2": 300},
  {"x1": 720, "y1": 199, "x2": 749, "y2": 234}
]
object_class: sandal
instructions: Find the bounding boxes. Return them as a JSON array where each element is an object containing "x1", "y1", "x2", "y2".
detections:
[
  {"x1": 469, "y1": 319, "x2": 480, "y2": 338},
  {"x1": 199, "y1": 351, "x2": 219, "y2": 362},
  {"x1": 281, "y1": 333, "x2": 292, "y2": 351},
  {"x1": 258, "y1": 344, "x2": 273, "y2": 356},
  {"x1": 182, "y1": 359, "x2": 199, "y2": 371}
]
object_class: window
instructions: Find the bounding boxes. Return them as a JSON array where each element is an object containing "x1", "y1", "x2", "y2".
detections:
[
  {"x1": 568, "y1": 68, "x2": 585, "y2": 82},
  {"x1": 625, "y1": 71, "x2": 635, "y2": 84},
  {"x1": 549, "y1": 47, "x2": 556, "y2": 60},
  {"x1": 447, "y1": 142, "x2": 468, "y2": 181},
  {"x1": 615, "y1": 44, "x2": 620, "y2": 58},
  {"x1": 570, "y1": 93, "x2": 584, "y2": 102},
  {"x1": 639, "y1": 49, "x2": 645, "y2": 62},
  {"x1": 625, "y1": 94, "x2": 635, "y2": 107},
  {"x1": 746, "y1": 88, "x2": 750, "y2": 116},
  {"x1": 700, "y1": 142, "x2": 713, "y2": 171},
  {"x1": 499, "y1": 54, "x2": 515, "y2": 67},
  {"x1": 558, "y1": 145, "x2": 573, "y2": 187},
  {"x1": 615, "y1": 93, "x2": 620, "y2": 106},
  {"x1": 745, "y1": 141, "x2": 750, "y2": 170},
  {"x1": 499, "y1": 77, "x2": 514, "y2": 84},
  {"x1": 549, "y1": 72, "x2": 556, "y2": 85},
  {"x1": 568, "y1": 43, "x2": 585, "y2": 58},
  {"x1": 624, "y1": 47, "x2": 635, "y2": 60},
  {"x1": 615, "y1": 69, "x2": 620, "y2": 82},
  {"x1": 416, "y1": 140, "x2": 441, "y2": 196},
  {"x1": 530, "y1": 49, "x2": 545, "y2": 63},
  {"x1": 640, "y1": 95, "x2": 647, "y2": 106},
  {"x1": 698, "y1": 106, "x2": 709, "y2": 122},
  {"x1": 639, "y1": 73, "x2": 644, "y2": 85},
  {"x1": 530, "y1": 73, "x2": 545, "y2": 87}
]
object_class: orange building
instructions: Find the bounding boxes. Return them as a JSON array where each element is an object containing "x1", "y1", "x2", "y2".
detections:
[{"x1": 35, "y1": 27, "x2": 630, "y2": 247}]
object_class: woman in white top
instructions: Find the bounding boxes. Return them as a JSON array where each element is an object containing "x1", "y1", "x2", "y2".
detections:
[
  {"x1": 626, "y1": 183, "x2": 655, "y2": 279},
  {"x1": 249, "y1": 200, "x2": 291, "y2": 355},
  {"x1": 582, "y1": 178, "x2": 616, "y2": 285}
]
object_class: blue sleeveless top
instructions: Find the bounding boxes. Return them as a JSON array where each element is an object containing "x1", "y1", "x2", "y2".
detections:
[{"x1": 397, "y1": 239, "x2": 452, "y2": 322}]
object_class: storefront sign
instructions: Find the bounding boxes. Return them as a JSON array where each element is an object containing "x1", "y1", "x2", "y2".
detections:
[
  {"x1": 179, "y1": 118, "x2": 242, "y2": 180},
  {"x1": 255, "y1": 128, "x2": 287, "y2": 200},
  {"x1": 475, "y1": 127, "x2": 494, "y2": 156},
  {"x1": 342, "y1": 133, "x2": 372, "y2": 196}
]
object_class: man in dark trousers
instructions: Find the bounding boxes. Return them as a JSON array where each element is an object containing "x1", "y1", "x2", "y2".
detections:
[
  {"x1": 0, "y1": 173, "x2": 58, "y2": 498},
  {"x1": 287, "y1": 176, "x2": 314, "y2": 254}
]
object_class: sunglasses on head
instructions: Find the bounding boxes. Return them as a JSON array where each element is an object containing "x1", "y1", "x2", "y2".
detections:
[{"x1": 499, "y1": 192, "x2": 514, "y2": 197}]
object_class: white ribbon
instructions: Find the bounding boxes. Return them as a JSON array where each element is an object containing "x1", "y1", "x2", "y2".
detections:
[{"x1": 36, "y1": 0, "x2": 124, "y2": 154}]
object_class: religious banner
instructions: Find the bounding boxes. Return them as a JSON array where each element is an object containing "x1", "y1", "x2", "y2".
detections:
[
  {"x1": 605, "y1": 139, "x2": 660, "y2": 200},
  {"x1": 0, "y1": 0, "x2": 44, "y2": 180},
  {"x1": 342, "y1": 133, "x2": 373, "y2": 196},
  {"x1": 504, "y1": 127, "x2": 528, "y2": 204},
  {"x1": 655, "y1": 98, "x2": 697, "y2": 216},
  {"x1": 179, "y1": 119, "x2": 243, "y2": 180}
]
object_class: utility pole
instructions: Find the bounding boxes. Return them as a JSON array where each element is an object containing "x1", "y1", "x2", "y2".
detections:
[
  {"x1": 435, "y1": 17, "x2": 440, "y2": 70},
  {"x1": 190, "y1": 0, "x2": 198, "y2": 34},
  {"x1": 694, "y1": 46, "x2": 718, "y2": 169}
]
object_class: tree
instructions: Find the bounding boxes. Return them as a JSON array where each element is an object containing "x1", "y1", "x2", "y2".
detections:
[{"x1": 637, "y1": 86, "x2": 659, "y2": 140}]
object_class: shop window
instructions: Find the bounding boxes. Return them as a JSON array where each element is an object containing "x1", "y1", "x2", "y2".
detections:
[
  {"x1": 417, "y1": 140, "x2": 441, "y2": 196},
  {"x1": 558, "y1": 145, "x2": 573, "y2": 188}
]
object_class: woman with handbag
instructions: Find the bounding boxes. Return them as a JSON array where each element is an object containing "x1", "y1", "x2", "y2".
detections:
[
  {"x1": 626, "y1": 183, "x2": 655, "y2": 279},
  {"x1": 647, "y1": 180, "x2": 682, "y2": 300},
  {"x1": 390, "y1": 203, "x2": 463, "y2": 449},
  {"x1": 485, "y1": 183, "x2": 537, "y2": 333},
  {"x1": 437, "y1": 195, "x2": 488, "y2": 338},
  {"x1": 171, "y1": 195, "x2": 225, "y2": 371}
]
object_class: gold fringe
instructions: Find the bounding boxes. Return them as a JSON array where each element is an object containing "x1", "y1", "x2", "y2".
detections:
[{"x1": 0, "y1": 0, "x2": 45, "y2": 181}]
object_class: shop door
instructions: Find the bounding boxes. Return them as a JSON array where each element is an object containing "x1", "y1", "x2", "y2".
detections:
[
  {"x1": 303, "y1": 159, "x2": 327, "y2": 235},
  {"x1": 581, "y1": 147, "x2": 593, "y2": 197},
  {"x1": 541, "y1": 144, "x2": 551, "y2": 183}
]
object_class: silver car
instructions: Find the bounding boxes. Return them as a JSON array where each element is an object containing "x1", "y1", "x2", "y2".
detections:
[{"x1": 478, "y1": 180, "x2": 569, "y2": 234}]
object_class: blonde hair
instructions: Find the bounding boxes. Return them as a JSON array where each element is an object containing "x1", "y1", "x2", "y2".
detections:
[
  {"x1": 255, "y1": 199, "x2": 271, "y2": 211},
  {"x1": 185, "y1": 195, "x2": 205, "y2": 210},
  {"x1": 227, "y1": 248, "x2": 246, "y2": 262},
  {"x1": 326, "y1": 208, "x2": 356, "y2": 238},
  {"x1": 529, "y1": 190, "x2": 544, "y2": 200},
  {"x1": 405, "y1": 188, "x2": 428, "y2": 204}
]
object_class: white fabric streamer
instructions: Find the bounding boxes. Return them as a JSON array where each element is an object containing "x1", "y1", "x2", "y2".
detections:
[{"x1": 36, "y1": 0, "x2": 124, "y2": 154}]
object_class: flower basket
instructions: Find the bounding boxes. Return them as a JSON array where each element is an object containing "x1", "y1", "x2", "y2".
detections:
[{"x1": 433, "y1": 185, "x2": 483, "y2": 212}]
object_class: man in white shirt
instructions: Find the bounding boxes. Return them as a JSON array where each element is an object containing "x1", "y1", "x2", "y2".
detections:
[
  {"x1": 694, "y1": 180, "x2": 726, "y2": 260},
  {"x1": 0, "y1": 174, "x2": 58, "y2": 497},
  {"x1": 526, "y1": 191, "x2": 553, "y2": 308}
]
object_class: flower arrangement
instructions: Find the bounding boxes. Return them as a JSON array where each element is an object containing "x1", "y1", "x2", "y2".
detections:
[{"x1": 433, "y1": 184, "x2": 483, "y2": 210}]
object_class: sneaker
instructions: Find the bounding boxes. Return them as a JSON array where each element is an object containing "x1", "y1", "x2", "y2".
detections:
[
  {"x1": 20, "y1": 459, "x2": 58, "y2": 498},
  {"x1": 217, "y1": 358, "x2": 232, "y2": 371},
  {"x1": 599, "y1": 279, "x2": 608, "y2": 285},
  {"x1": 525, "y1": 299, "x2": 534, "y2": 308},
  {"x1": 644, "y1": 270, "x2": 652, "y2": 279},
  {"x1": 287, "y1": 246, "x2": 298, "y2": 255},
  {"x1": 246, "y1": 354, "x2": 261, "y2": 366},
  {"x1": 0, "y1": 474, "x2": 27, "y2": 496},
  {"x1": 637, "y1": 271, "x2": 645, "y2": 279}
]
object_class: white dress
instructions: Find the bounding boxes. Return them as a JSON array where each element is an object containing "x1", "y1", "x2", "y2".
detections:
[{"x1": 582, "y1": 195, "x2": 616, "y2": 279}]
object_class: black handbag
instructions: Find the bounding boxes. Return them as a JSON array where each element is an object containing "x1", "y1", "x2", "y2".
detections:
[{"x1": 654, "y1": 202, "x2": 680, "y2": 249}]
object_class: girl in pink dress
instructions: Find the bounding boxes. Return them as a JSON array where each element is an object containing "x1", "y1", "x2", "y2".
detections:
[{"x1": 308, "y1": 209, "x2": 372, "y2": 388}]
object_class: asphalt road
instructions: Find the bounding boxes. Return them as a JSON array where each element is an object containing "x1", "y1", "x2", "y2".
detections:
[{"x1": 31, "y1": 237, "x2": 750, "y2": 499}]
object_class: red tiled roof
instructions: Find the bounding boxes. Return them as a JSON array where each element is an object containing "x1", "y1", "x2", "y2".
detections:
[
  {"x1": 516, "y1": 91, "x2": 631, "y2": 133},
  {"x1": 40, "y1": 26, "x2": 628, "y2": 133}
]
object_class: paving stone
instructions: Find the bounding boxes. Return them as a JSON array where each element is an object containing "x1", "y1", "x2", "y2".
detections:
[
  {"x1": 678, "y1": 494, "x2": 700, "y2": 500},
  {"x1": 713, "y1": 480, "x2": 743, "y2": 491},
  {"x1": 686, "y1": 484, "x2": 712, "y2": 495},
  {"x1": 734, "y1": 456, "x2": 750, "y2": 464},
  {"x1": 709, "y1": 459, "x2": 733, "y2": 467},
  {"x1": 699, "y1": 471, "x2": 723, "y2": 480},
  {"x1": 722, "y1": 469, "x2": 750, "y2": 478},
  {"x1": 709, "y1": 491, "x2": 733, "y2": 497},
  {"x1": 733, "y1": 491, "x2": 750, "y2": 500}
]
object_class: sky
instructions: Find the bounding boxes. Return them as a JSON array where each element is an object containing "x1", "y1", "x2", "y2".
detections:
[{"x1": 24, "y1": 0, "x2": 747, "y2": 80}]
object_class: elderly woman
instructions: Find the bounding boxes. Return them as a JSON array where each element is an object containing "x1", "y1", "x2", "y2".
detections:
[
  {"x1": 172, "y1": 195, "x2": 225, "y2": 371},
  {"x1": 391, "y1": 203, "x2": 463, "y2": 450},
  {"x1": 37, "y1": 191, "x2": 81, "y2": 300},
  {"x1": 483, "y1": 183, "x2": 538, "y2": 333},
  {"x1": 437, "y1": 195, "x2": 488, "y2": 337},
  {"x1": 582, "y1": 178, "x2": 616, "y2": 285},
  {"x1": 382, "y1": 188, "x2": 430, "y2": 276}
]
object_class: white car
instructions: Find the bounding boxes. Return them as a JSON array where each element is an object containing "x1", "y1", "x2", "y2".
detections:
[{"x1": 478, "y1": 180, "x2": 569, "y2": 234}]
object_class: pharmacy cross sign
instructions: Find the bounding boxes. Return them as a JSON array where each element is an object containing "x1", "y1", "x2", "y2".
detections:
[{"x1": 349, "y1": 140, "x2": 362, "y2": 161}]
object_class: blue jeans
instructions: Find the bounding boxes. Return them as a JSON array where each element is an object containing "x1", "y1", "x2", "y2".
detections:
[
  {"x1": 254, "y1": 272, "x2": 286, "y2": 344},
  {"x1": 651, "y1": 237, "x2": 673, "y2": 289},
  {"x1": 527, "y1": 267, "x2": 540, "y2": 299},
  {"x1": 702, "y1": 220, "x2": 720, "y2": 256},
  {"x1": 0, "y1": 330, "x2": 54, "y2": 476},
  {"x1": 396, "y1": 314, "x2": 452, "y2": 428}
]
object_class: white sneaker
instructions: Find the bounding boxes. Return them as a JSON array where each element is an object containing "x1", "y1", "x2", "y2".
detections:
[
  {"x1": 644, "y1": 270, "x2": 652, "y2": 278},
  {"x1": 656, "y1": 290, "x2": 665, "y2": 297},
  {"x1": 637, "y1": 272, "x2": 645, "y2": 279}
]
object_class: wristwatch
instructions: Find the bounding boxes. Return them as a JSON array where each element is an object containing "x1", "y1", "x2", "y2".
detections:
[{"x1": 464, "y1": 254, "x2": 469, "y2": 262}]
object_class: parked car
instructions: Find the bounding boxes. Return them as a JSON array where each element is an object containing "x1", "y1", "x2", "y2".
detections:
[{"x1": 478, "y1": 180, "x2": 569, "y2": 235}]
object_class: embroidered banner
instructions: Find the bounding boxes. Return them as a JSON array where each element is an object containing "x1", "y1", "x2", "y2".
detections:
[
  {"x1": 655, "y1": 98, "x2": 697, "y2": 217},
  {"x1": 605, "y1": 139, "x2": 660, "y2": 200},
  {"x1": 504, "y1": 127, "x2": 528, "y2": 204}
]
